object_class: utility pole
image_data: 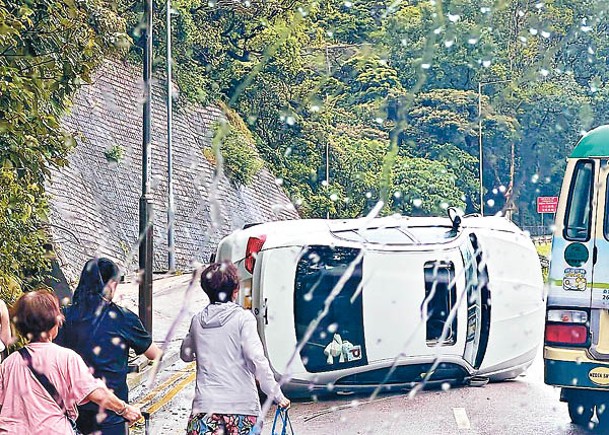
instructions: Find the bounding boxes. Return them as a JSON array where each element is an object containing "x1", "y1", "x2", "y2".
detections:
[
  {"x1": 166, "y1": 0, "x2": 176, "y2": 273},
  {"x1": 478, "y1": 81, "x2": 483, "y2": 216},
  {"x1": 325, "y1": 44, "x2": 330, "y2": 220},
  {"x1": 139, "y1": 0, "x2": 154, "y2": 333}
]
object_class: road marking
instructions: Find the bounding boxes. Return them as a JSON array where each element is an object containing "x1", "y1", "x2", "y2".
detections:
[
  {"x1": 147, "y1": 370, "x2": 196, "y2": 415},
  {"x1": 453, "y1": 407, "x2": 471, "y2": 429},
  {"x1": 135, "y1": 362, "x2": 195, "y2": 410}
]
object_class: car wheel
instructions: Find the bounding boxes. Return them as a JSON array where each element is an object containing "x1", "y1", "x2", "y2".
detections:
[{"x1": 568, "y1": 400, "x2": 594, "y2": 426}]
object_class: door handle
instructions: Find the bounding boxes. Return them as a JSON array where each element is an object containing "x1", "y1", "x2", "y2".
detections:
[
  {"x1": 594, "y1": 246, "x2": 598, "y2": 265},
  {"x1": 264, "y1": 298, "x2": 268, "y2": 325}
]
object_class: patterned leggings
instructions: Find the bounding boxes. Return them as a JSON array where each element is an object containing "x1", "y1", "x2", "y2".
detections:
[{"x1": 186, "y1": 413, "x2": 259, "y2": 435}]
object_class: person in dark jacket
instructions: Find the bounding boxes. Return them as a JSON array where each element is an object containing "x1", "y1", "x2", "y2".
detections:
[{"x1": 56, "y1": 258, "x2": 162, "y2": 435}]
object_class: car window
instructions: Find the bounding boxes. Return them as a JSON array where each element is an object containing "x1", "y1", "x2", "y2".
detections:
[
  {"x1": 294, "y1": 246, "x2": 367, "y2": 373},
  {"x1": 564, "y1": 160, "x2": 594, "y2": 241},
  {"x1": 423, "y1": 261, "x2": 457, "y2": 346}
]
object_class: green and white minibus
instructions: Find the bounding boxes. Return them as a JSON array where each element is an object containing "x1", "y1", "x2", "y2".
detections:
[{"x1": 545, "y1": 125, "x2": 609, "y2": 426}]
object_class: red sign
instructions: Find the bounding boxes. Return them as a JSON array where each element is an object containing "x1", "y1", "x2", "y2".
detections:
[{"x1": 537, "y1": 196, "x2": 558, "y2": 214}]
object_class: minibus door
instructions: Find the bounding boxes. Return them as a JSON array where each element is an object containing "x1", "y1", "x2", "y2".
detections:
[{"x1": 589, "y1": 159, "x2": 609, "y2": 359}]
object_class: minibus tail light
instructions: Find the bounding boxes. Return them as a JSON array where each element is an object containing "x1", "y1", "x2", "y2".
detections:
[
  {"x1": 245, "y1": 235, "x2": 266, "y2": 274},
  {"x1": 547, "y1": 309, "x2": 588, "y2": 324},
  {"x1": 545, "y1": 324, "x2": 588, "y2": 345}
]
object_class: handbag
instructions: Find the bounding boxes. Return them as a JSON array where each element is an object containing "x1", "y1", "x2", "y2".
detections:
[
  {"x1": 19, "y1": 347, "x2": 83, "y2": 435},
  {"x1": 271, "y1": 407, "x2": 294, "y2": 435}
]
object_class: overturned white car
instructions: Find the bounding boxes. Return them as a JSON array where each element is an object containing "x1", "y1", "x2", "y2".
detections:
[{"x1": 214, "y1": 212, "x2": 545, "y2": 397}]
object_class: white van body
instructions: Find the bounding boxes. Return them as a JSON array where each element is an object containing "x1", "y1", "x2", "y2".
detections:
[{"x1": 216, "y1": 214, "x2": 545, "y2": 397}]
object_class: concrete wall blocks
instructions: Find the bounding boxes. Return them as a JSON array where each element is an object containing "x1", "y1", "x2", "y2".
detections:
[{"x1": 47, "y1": 60, "x2": 299, "y2": 283}]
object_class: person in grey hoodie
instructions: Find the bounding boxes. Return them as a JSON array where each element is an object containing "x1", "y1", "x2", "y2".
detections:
[{"x1": 181, "y1": 261, "x2": 290, "y2": 435}]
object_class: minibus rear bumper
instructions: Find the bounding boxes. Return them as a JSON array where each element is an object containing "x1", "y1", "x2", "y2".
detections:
[{"x1": 545, "y1": 346, "x2": 609, "y2": 391}]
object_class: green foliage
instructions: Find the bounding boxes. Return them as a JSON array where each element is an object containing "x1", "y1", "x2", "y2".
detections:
[
  {"x1": 536, "y1": 241, "x2": 552, "y2": 283},
  {"x1": 76, "y1": 0, "x2": 609, "y2": 226},
  {"x1": 208, "y1": 119, "x2": 263, "y2": 187},
  {"x1": 390, "y1": 157, "x2": 465, "y2": 216},
  {"x1": 6, "y1": 0, "x2": 609, "y2": 292},
  {"x1": 0, "y1": 168, "x2": 47, "y2": 294},
  {"x1": 104, "y1": 144, "x2": 125, "y2": 163},
  {"x1": 0, "y1": 0, "x2": 127, "y2": 301},
  {"x1": 0, "y1": 273, "x2": 21, "y2": 309}
]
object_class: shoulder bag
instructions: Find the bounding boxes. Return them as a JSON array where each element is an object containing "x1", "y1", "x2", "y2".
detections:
[{"x1": 19, "y1": 347, "x2": 83, "y2": 435}]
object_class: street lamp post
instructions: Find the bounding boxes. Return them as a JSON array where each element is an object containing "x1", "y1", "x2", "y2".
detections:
[
  {"x1": 139, "y1": 0, "x2": 154, "y2": 333},
  {"x1": 325, "y1": 44, "x2": 331, "y2": 220},
  {"x1": 166, "y1": 0, "x2": 176, "y2": 273},
  {"x1": 477, "y1": 79, "x2": 511, "y2": 216}
]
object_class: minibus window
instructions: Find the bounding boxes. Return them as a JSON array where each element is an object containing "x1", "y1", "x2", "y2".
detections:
[
  {"x1": 294, "y1": 246, "x2": 367, "y2": 373},
  {"x1": 564, "y1": 160, "x2": 594, "y2": 241},
  {"x1": 423, "y1": 261, "x2": 457, "y2": 346}
]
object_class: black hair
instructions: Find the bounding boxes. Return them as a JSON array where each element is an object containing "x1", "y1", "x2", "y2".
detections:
[
  {"x1": 72, "y1": 258, "x2": 120, "y2": 312},
  {"x1": 200, "y1": 261, "x2": 240, "y2": 303},
  {"x1": 98, "y1": 257, "x2": 121, "y2": 286}
]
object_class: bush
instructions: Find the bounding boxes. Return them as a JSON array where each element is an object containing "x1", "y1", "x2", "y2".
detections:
[
  {"x1": 206, "y1": 120, "x2": 263, "y2": 186},
  {"x1": 103, "y1": 144, "x2": 125, "y2": 163}
]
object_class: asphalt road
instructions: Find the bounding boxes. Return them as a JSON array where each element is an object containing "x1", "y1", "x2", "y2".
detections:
[{"x1": 132, "y1": 349, "x2": 603, "y2": 435}]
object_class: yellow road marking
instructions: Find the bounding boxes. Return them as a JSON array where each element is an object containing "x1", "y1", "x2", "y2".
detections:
[
  {"x1": 147, "y1": 371, "x2": 196, "y2": 415},
  {"x1": 135, "y1": 362, "x2": 195, "y2": 410}
]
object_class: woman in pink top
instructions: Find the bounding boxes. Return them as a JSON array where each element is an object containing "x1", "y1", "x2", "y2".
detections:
[
  {"x1": 0, "y1": 290, "x2": 142, "y2": 434},
  {"x1": 0, "y1": 299, "x2": 10, "y2": 361}
]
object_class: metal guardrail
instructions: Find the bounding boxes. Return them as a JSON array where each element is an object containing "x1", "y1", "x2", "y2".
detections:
[
  {"x1": 531, "y1": 234, "x2": 552, "y2": 245},
  {"x1": 522, "y1": 225, "x2": 553, "y2": 238}
]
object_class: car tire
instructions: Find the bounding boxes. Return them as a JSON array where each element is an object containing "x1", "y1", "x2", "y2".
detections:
[{"x1": 568, "y1": 400, "x2": 594, "y2": 426}]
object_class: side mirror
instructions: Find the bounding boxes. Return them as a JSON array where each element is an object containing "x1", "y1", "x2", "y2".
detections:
[{"x1": 447, "y1": 207, "x2": 464, "y2": 232}]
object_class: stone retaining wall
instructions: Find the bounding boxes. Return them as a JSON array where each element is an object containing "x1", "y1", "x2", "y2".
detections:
[{"x1": 47, "y1": 60, "x2": 298, "y2": 283}]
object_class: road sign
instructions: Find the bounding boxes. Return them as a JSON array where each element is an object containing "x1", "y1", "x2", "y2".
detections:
[{"x1": 537, "y1": 196, "x2": 558, "y2": 214}]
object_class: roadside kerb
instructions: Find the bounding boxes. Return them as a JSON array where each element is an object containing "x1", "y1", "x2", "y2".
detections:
[
  {"x1": 127, "y1": 350, "x2": 182, "y2": 391},
  {"x1": 132, "y1": 362, "x2": 195, "y2": 412}
]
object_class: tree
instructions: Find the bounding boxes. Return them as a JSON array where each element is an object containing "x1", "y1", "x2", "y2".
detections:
[
  {"x1": 110, "y1": 0, "x2": 609, "y2": 225},
  {"x1": 0, "y1": 0, "x2": 126, "y2": 297},
  {"x1": 390, "y1": 156, "x2": 466, "y2": 216}
]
